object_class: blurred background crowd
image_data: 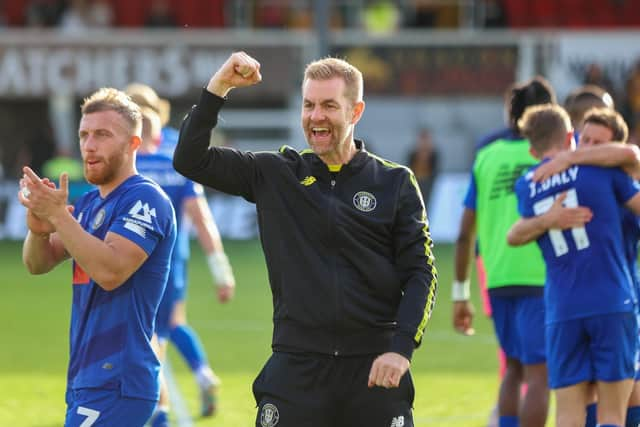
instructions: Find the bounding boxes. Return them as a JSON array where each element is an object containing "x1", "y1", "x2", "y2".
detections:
[{"x1": 0, "y1": 0, "x2": 639, "y2": 241}]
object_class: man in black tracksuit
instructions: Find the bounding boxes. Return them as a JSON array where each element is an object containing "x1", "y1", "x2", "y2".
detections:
[{"x1": 173, "y1": 51, "x2": 438, "y2": 427}]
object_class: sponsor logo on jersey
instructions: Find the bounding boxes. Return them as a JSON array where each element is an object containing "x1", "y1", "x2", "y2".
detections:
[
  {"x1": 260, "y1": 403, "x2": 279, "y2": 427},
  {"x1": 128, "y1": 200, "x2": 156, "y2": 223},
  {"x1": 123, "y1": 200, "x2": 158, "y2": 238},
  {"x1": 353, "y1": 191, "x2": 377, "y2": 212},
  {"x1": 124, "y1": 222, "x2": 147, "y2": 238}
]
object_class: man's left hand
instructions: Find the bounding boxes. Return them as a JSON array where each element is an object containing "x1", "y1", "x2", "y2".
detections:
[
  {"x1": 367, "y1": 352, "x2": 410, "y2": 389},
  {"x1": 20, "y1": 167, "x2": 71, "y2": 223}
]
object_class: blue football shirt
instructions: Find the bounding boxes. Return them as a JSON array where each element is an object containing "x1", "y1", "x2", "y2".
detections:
[
  {"x1": 68, "y1": 174, "x2": 176, "y2": 400},
  {"x1": 621, "y1": 207, "x2": 640, "y2": 299},
  {"x1": 515, "y1": 162, "x2": 639, "y2": 324},
  {"x1": 136, "y1": 151, "x2": 200, "y2": 262}
]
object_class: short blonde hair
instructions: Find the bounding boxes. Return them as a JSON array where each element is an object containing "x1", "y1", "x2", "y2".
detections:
[
  {"x1": 81, "y1": 88, "x2": 142, "y2": 136},
  {"x1": 582, "y1": 107, "x2": 629, "y2": 143},
  {"x1": 303, "y1": 57, "x2": 363, "y2": 104},
  {"x1": 518, "y1": 104, "x2": 571, "y2": 154}
]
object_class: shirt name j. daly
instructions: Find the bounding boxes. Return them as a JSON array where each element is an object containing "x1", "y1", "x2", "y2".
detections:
[{"x1": 528, "y1": 166, "x2": 579, "y2": 198}]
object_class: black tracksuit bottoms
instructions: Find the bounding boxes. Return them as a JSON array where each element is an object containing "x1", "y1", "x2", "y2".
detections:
[{"x1": 253, "y1": 351, "x2": 415, "y2": 427}]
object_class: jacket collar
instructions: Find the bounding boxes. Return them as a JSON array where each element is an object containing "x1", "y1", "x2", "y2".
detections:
[{"x1": 307, "y1": 139, "x2": 369, "y2": 175}]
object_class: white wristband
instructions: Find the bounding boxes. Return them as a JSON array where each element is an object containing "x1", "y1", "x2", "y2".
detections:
[
  {"x1": 207, "y1": 252, "x2": 233, "y2": 287},
  {"x1": 451, "y1": 279, "x2": 471, "y2": 301}
]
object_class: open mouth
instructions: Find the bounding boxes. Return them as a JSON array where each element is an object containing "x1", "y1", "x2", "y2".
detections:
[{"x1": 311, "y1": 127, "x2": 331, "y2": 138}]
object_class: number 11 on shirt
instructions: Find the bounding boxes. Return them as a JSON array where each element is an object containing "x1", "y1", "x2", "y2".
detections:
[{"x1": 532, "y1": 188, "x2": 590, "y2": 257}]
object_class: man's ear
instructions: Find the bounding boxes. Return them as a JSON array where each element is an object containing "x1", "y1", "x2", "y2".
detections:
[
  {"x1": 130, "y1": 135, "x2": 142, "y2": 151},
  {"x1": 529, "y1": 146, "x2": 540, "y2": 160},
  {"x1": 565, "y1": 131, "x2": 575, "y2": 150},
  {"x1": 351, "y1": 100, "x2": 365, "y2": 125}
]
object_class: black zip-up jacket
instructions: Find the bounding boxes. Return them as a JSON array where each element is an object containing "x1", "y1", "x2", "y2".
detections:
[{"x1": 173, "y1": 89, "x2": 438, "y2": 360}]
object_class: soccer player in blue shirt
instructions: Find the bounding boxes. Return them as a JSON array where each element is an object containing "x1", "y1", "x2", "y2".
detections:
[
  {"x1": 136, "y1": 106, "x2": 235, "y2": 424},
  {"x1": 454, "y1": 77, "x2": 556, "y2": 427},
  {"x1": 19, "y1": 88, "x2": 177, "y2": 427},
  {"x1": 512, "y1": 104, "x2": 640, "y2": 427},
  {"x1": 509, "y1": 107, "x2": 640, "y2": 427}
]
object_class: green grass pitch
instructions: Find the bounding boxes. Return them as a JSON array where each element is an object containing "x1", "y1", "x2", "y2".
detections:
[{"x1": 0, "y1": 239, "x2": 534, "y2": 426}]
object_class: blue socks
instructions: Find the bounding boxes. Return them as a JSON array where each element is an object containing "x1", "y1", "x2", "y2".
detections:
[
  {"x1": 169, "y1": 324, "x2": 208, "y2": 372},
  {"x1": 499, "y1": 415, "x2": 519, "y2": 427},
  {"x1": 585, "y1": 403, "x2": 597, "y2": 427},
  {"x1": 627, "y1": 406, "x2": 640, "y2": 427}
]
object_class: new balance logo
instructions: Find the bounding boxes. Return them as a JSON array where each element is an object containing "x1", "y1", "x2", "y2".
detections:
[
  {"x1": 390, "y1": 416, "x2": 405, "y2": 427},
  {"x1": 128, "y1": 200, "x2": 156, "y2": 223},
  {"x1": 300, "y1": 176, "x2": 316, "y2": 186}
]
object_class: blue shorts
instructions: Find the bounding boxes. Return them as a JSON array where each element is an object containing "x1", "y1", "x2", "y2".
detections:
[
  {"x1": 489, "y1": 294, "x2": 546, "y2": 365},
  {"x1": 547, "y1": 312, "x2": 638, "y2": 389},
  {"x1": 64, "y1": 388, "x2": 156, "y2": 427},
  {"x1": 155, "y1": 261, "x2": 187, "y2": 339}
]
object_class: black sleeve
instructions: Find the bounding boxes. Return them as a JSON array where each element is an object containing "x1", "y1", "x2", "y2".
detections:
[
  {"x1": 390, "y1": 170, "x2": 438, "y2": 360},
  {"x1": 173, "y1": 89, "x2": 259, "y2": 202}
]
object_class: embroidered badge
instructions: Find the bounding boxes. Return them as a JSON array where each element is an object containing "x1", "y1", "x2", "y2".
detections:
[
  {"x1": 92, "y1": 208, "x2": 106, "y2": 229},
  {"x1": 260, "y1": 403, "x2": 280, "y2": 427},
  {"x1": 353, "y1": 191, "x2": 377, "y2": 212}
]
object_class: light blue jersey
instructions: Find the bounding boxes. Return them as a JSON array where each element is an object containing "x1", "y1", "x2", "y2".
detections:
[
  {"x1": 515, "y1": 162, "x2": 639, "y2": 325},
  {"x1": 69, "y1": 175, "x2": 176, "y2": 401}
]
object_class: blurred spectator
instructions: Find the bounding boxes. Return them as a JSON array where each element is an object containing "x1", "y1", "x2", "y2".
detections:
[
  {"x1": 58, "y1": 0, "x2": 113, "y2": 31},
  {"x1": 405, "y1": 0, "x2": 459, "y2": 28},
  {"x1": 288, "y1": 3, "x2": 312, "y2": 29},
  {"x1": 625, "y1": 60, "x2": 640, "y2": 146},
  {"x1": 0, "y1": 0, "x2": 8, "y2": 27},
  {"x1": 583, "y1": 63, "x2": 617, "y2": 103},
  {"x1": 407, "y1": 128, "x2": 439, "y2": 207},
  {"x1": 15, "y1": 124, "x2": 56, "y2": 179},
  {"x1": 88, "y1": 0, "x2": 113, "y2": 27},
  {"x1": 255, "y1": 0, "x2": 289, "y2": 28},
  {"x1": 405, "y1": 0, "x2": 437, "y2": 27},
  {"x1": 145, "y1": 0, "x2": 177, "y2": 27},
  {"x1": 481, "y1": 0, "x2": 507, "y2": 28},
  {"x1": 25, "y1": 0, "x2": 65, "y2": 27},
  {"x1": 564, "y1": 84, "x2": 614, "y2": 132},
  {"x1": 362, "y1": 0, "x2": 400, "y2": 33},
  {"x1": 58, "y1": 0, "x2": 91, "y2": 32},
  {"x1": 335, "y1": 1, "x2": 360, "y2": 28}
]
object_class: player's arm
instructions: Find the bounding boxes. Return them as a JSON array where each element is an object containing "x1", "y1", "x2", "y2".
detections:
[
  {"x1": 369, "y1": 172, "x2": 437, "y2": 389},
  {"x1": 507, "y1": 192, "x2": 593, "y2": 246},
  {"x1": 21, "y1": 168, "x2": 149, "y2": 291},
  {"x1": 534, "y1": 143, "x2": 640, "y2": 182},
  {"x1": 624, "y1": 192, "x2": 640, "y2": 216},
  {"x1": 452, "y1": 207, "x2": 476, "y2": 335},
  {"x1": 173, "y1": 52, "x2": 263, "y2": 199},
  {"x1": 22, "y1": 229, "x2": 69, "y2": 275},
  {"x1": 183, "y1": 194, "x2": 235, "y2": 302},
  {"x1": 20, "y1": 175, "x2": 70, "y2": 274},
  {"x1": 53, "y1": 222, "x2": 149, "y2": 291}
]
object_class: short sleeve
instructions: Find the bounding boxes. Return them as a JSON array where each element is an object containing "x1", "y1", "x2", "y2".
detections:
[{"x1": 110, "y1": 185, "x2": 175, "y2": 255}]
